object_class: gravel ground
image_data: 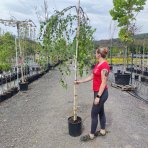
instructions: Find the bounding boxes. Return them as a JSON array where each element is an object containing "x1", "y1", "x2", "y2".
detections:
[{"x1": 0, "y1": 67, "x2": 148, "y2": 148}]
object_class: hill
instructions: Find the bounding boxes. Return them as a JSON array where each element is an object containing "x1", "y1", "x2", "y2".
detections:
[{"x1": 94, "y1": 33, "x2": 148, "y2": 48}]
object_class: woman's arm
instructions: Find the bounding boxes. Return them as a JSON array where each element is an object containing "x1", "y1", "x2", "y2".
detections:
[
  {"x1": 75, "y1": 73, "x2": 93, "y2": 84},
  {"x1": 94, "y1": 69, "x2": 109, "y2": 105},
  {"x1": 98, "y1": 69, "x2": 109, "y2": 96}
]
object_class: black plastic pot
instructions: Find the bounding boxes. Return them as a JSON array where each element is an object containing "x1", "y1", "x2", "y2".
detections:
[
  {"x1": 11, "y1": 87, "x2": 18, "y2": 95},
  {"x1": 133, "y1": 69, "x2": 136, "y2": 73},
  {"x1": 29, "y1": 76, "x2": 34, "y2": 83},
  {"x1": 0, "y1": 93, "x2": 8, "y2": 102},
  {"x1": 19, "y1": 82, "x2": 28, "y2": 91},
  {"x1": 126, "y1": 68, "x2": 130, "y2": 71},
  {"x1": 68, "y1": 116, "x2": 82, "y2": 137},
  {"x1": 137, "y1": 70, "x2": 142, "y2": 74},
  {"x1": 114, "y1": 73, "x2": 130, "y2": 85},
  {"x1": 117, "y1": 70, "x2": 121, "y2": 73},
  {"x1": 8, "y1": 90, "x2": 14, "y2": 97},
  {"x1": 141, "y1": 77, "x2": 145, "y2": 82},
  {"x1": 134, "y1": 75, "x2": 139, "y2": 80},
  {"x1": 143, "y1": 71, "x2": 148, "y2": 76},
  {"x1": 6, "y1": 91, "x2": 12, "y2": 99},
  {"x1": 0, "y1": 77, "x2": 2, "y2": 85}
]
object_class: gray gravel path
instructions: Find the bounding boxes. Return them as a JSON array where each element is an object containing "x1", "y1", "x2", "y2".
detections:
[{"x1": 0, "y1": 68, "x2": 148, "y2": 148}]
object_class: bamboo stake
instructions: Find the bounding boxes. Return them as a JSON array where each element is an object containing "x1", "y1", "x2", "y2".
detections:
[{"x1": 73, "y1": 0, "x2": 80, "y2": 121}]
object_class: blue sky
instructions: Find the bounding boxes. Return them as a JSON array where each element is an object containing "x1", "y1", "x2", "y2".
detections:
[{"x1": 0, "y1": 0, "x2": 148, "y2": 40}]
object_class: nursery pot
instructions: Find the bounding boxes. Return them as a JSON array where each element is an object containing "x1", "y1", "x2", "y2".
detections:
[
  {"x1": 134, "y1": 75, "x2": 139, "y2": 80},
  {"x1": 133, "y1": 69, "x2": 136, "y2": 73},
  {"x1": 141, "y1": 77, "x2": 145, "y2": 82},
  {"x1": 6, "y1": 91, "x2": 12, "y2": 99},
  {"x1": 8, "y1": 90, "x2": 14, "y2": 97},
  {"x1": 117, "y1": 70, "x2": 121, "y2": 73},
  {"x1": 137, "y1": 70, "x2": 142, "y2": 74},
  {"x1": 0, "y1": 93, "x2": 8, "y2": 102},
  {"x1": 114, "y1": 73, "x2": 130, "y2": 85},
  {"x1": 11, "y1": 87, "x2": 18, "y2": 95},
  {"x1": 19, "y1": 82, "x2": 28, "y2": 91},
  {"x1": 68, "y1": 116, "x2": 82, "y2": 137},
  {"x1": 143, "y1": 71, "x2": 148, "y2": 76},
  {"x1": 126, "y1": 67, "x2": 130, "y2": 71}
]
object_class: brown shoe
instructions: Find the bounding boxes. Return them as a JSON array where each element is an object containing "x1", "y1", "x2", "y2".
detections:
[
  {"x1": 94, "y1": 130, "x2": 106, "y2": 137},
  {"x1": 80, "y1": 134, "x2": 94, "y2": 142}
]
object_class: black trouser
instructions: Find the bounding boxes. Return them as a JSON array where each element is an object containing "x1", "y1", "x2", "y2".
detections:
[{"x1": 91, "y1": 89, "x2": 108, "y2": 134}]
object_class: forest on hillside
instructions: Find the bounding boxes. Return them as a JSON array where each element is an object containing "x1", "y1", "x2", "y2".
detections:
[{"x1": 94, "y1": 33, "x2": 148, "y2": 53}]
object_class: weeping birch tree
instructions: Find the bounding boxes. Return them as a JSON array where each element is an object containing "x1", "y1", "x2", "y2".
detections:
[{"x1": 39, "y1": 0, "x2": 95, "y2": 121}]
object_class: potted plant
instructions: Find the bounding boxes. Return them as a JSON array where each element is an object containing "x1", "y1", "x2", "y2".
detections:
[
  {"x1": 0, "y1": 32, "x2": 17, "y2": 100},
  {"x1": 17, "y1": 24, "x2": 29, "y2": 91},
  {"x1": 39, "y1": 0, "x2": 95, "y2": 137},
  {"x1": 0, "y1": 63, "x2": 12, "y2": 101}
]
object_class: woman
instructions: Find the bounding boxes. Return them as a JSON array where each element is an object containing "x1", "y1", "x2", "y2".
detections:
[{"x1": 75, "y1": 47, "x2": 110, "y2": 141}]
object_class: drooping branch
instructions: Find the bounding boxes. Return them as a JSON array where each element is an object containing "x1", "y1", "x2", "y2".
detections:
[{"x1": 39, "y1": 4, "x2": 95, "y2": 87}]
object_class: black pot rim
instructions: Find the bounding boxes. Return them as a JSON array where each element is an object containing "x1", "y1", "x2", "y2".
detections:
[
  {"x1": 19, "y1": 82, "x2": 28, "y2": 84},
  {"x1": 68, "y1": 116, "x2": 82, "y2": 124}
]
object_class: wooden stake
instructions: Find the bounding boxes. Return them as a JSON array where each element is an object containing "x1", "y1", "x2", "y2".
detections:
[{"x1": 73, "y1": 0, "x2": 80, "y2": 121}]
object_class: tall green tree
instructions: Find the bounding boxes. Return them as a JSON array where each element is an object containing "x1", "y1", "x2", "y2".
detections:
[
  {"x1": 0, "y1": 32, "x2": 15, "y2": 71},
  {"x1": 110, "y1": 0, "x2": 146, "y2": 42}
]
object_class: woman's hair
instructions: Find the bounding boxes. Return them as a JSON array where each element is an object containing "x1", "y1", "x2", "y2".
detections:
[{"x1": 96, "y1": 47, "x2": 108, "y2": 58}]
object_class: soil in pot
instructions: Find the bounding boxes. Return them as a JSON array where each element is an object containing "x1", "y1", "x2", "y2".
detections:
[{"x1": 68, "y1": 116, "x2": 82, "y2": 137}]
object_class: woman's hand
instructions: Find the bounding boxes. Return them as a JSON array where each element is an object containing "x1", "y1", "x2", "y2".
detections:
[
  {"x1": 74, "y1": 74, "x2": 93, "y2": 85},
  {"x1": 74, "y1": 80, "x2": 82, "y2": 84},
  {"x1": 94, "y1": 97, "x2": 100, "y2": 105}
]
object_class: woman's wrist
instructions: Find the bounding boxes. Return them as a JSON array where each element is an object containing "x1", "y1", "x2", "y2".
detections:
[{"x1": 96, "y1": 94, "x2": 101, "y2": 98}]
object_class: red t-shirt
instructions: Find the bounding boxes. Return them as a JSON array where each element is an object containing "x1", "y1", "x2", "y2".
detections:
[{"x1": 92, "y1": 61, "x2": 110, "y2": 91}]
